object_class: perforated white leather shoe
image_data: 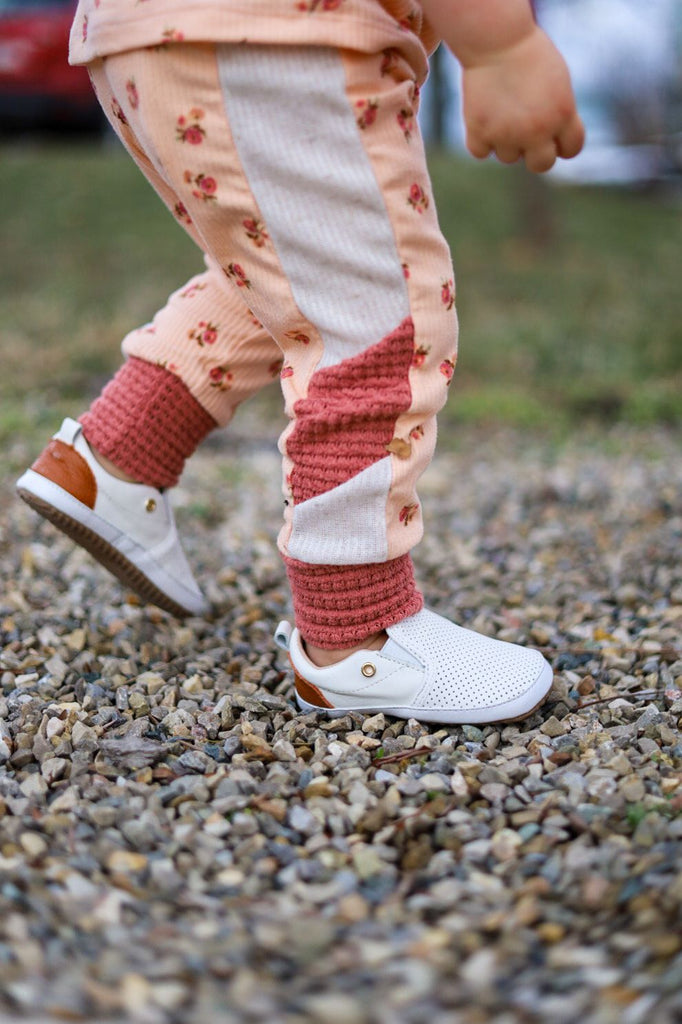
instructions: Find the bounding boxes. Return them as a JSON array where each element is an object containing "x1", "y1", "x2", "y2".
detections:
[
  {"x1": 16, "y1": 418, "x2": 209, "y2": 618},
  {"x1": 275, "y1": 608, "x2": 554, "y2": 725}
]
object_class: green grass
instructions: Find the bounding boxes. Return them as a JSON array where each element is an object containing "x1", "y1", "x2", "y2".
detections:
[
  {"x1": 1, "y1": 140, "x2": 680, "y2": 470},
  {"x1": 625, "y1": 798, "x2": 681, "y2": 831},
  {"x1": 429, "y1": 153, "x2": 682, "y2": 431}
]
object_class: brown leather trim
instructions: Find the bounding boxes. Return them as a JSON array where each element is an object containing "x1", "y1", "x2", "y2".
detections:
[
  {"x1": 292, "y1": 667, "x2": 335, "y2": 709},
  {"x1": 31, "y1": 439, "x2": 97, "y2": 510}
]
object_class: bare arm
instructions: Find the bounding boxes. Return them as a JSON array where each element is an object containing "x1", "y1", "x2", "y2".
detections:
[{"x1": 420, "y1": 0, "x2": 585, "y2": 172}]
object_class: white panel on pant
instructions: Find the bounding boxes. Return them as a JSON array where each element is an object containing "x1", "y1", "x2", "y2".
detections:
[
  {"x1": 286, "y1": 458, "x2": 393, "y2": 564},
  {"x1": 217, "y1": 45, "x2": 409, "y2": 369}
]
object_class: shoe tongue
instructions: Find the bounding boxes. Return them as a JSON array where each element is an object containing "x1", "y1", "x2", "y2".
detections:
[{"x1": 380, "y1": 637, "x2": 422, "y2": 668}]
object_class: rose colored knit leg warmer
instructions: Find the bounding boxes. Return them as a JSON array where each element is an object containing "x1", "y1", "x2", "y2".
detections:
[
  {"x1": 79, "y1": 357, "x2": 216, "y2": 489},
  {"x1": 281, "y1": 319, "x2": 424, "y2": 647},
  {"x1": 284, "y1": 553, "x2": 423, "y2": 648}
]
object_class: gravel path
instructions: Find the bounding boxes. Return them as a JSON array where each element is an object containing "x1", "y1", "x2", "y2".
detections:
[{"x1": 0, "y1": 421, "x2": 680, "y2": 1024}]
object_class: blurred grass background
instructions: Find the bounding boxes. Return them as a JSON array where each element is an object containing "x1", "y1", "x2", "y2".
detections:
[{"x1": 1, "y1": 142, "x2": 680, "y2": 473}]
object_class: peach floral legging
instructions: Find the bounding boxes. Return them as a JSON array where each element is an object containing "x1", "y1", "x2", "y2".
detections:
[{"x1": 88, "y1": 40, "x2": 458, "y2": 646}]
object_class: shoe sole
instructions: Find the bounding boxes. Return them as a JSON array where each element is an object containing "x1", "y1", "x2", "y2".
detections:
[
  {"x1": 294, "y1": 661, "x2": 554, "y2": 726},
  {"x1": 295, "y1": 690, "x2": 550, "y2": 725},
  {"x1": 17, "y1": 487, "x2": 199, "y2": 619}
]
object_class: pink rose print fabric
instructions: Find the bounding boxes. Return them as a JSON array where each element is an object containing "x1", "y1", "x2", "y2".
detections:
[
  {"x1": 184, "y1": 170, "x2": 218, "y2": 201},
  {"x1": 126, "y1": 79, "x2": 139, "y2": 109},
  {"x1": 355, "y1": 98, "x2": 379, "y2": 130},
  {"x1": 399, "y1": 503, "x2": 419, "y2": 526},
  {"x1": 209, "y1": 366, "x2": 233, "y2": 389},
  {"x1": 188, "y1": 320, "x2": 219, "y2": 346},
  {"x1": 226, "y1": 263, "x2": 251, "y2": 288},
  {"x1": 173, "y1": 201, "x2": 192, "y2": 225},
  {"x1": 176, "y1": 107, "x2": 206, "y2": 144},
  {"x1": 111, "y1": 97, "x2": 127, "y2": 124},
  {"x1": 243, "y1": 217, "x2": 269, "y2": 247},
  {"x1": 397, "y1": 106, "x2": 415, "y2": 141},
  {"x1": 295, "y1": 0, "x2": 346, "y2": 11},
  {"x1": 160, "y1": 28, "x2": 185, "y2": 44},
  {"x1": 412, "y1": 344, "x2": 429, "y2": 368},
  {"x1": 69, "y1": 0, "x2": 438, "y2": 82},
  {"x1": 284, "y1": 330, "x2": 311, "y2": 345},
  {"x1": 439, "y1": 357, "x2": 456, "y2": 384},
  {"x1": 441, "y1": 278, "x2": 454, "y2": 310},
  {"x1": 407, "y1": 182, "x2": 429, "y2": 213}
]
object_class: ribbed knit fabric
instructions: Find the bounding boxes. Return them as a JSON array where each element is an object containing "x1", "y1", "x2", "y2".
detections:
[
  {"x1": 79, "y1": 357, "x2": 216, "y2": 488},
  {"x1": 284, "y1": 553, "x2": 423, "y2": 648},
  {"x1": 69, "y1": 1, "x2": 437, "y2": 76},
  {"x1": 121, "y1": 265, "x2": 285, "y2": 430}
]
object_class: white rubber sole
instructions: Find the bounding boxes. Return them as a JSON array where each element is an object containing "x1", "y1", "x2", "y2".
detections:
[
  {"x1": 16, "y1": 468, "x2": 209, "y2": 618},
  {"x1": 294, "y1": 660, "x2": 554, "y2": 725}
]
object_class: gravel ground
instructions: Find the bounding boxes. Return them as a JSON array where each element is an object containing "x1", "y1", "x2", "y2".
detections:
[{"x1": 0, "y1": 420, "x2": 681, "y2": 1024}]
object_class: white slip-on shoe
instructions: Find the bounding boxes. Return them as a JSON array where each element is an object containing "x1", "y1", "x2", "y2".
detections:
[
  {"x1": 275, "y1": 607, "x2": 554, "y2": 725},
  {"x1": 16, "y1": 417, "x2": 209, "y2": 618}
]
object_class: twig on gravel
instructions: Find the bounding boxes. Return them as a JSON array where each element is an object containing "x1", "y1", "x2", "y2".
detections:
[
  {"x1": 372, "y1": 745, "x2": 434, "y2": 767},
  {"x1": 535, "y1": 644, "x2": 680, "y2": 662},
  {"x1": 575, "y1": 688, "x2": 661, "y2": 710}
]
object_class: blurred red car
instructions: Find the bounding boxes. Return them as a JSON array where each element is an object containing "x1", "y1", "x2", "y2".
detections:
[{"x1": 0, "y1": 0, "x2": 101, "y2": 130}]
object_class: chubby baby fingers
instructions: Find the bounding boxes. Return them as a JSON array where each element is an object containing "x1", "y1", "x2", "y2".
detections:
[
  {"x1": 465, "y1": 130, "x2": 493, "y2": 161},
  {"x1": 524, "y1": 112, "x2": 585, "y2": 172},
  {"x1": 556, "y1": 113, "x2": 586, "y2": 159},
  {"x1": 467, "y1": 130, "x2": 522, "y2": 166},
  {"x1": 494, "y1": 142, "x2": 524, "y2": 165},
  {"x1": 524, "y1": 141, "x2": 558, "y2": 173}
]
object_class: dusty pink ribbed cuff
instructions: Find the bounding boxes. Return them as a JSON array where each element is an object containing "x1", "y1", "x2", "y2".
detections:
[
  {"x1": 80, "y1": 357, "x2": 216, "y2": 488},
  {"x1": 284, "y1": 553, "x2": 423, "y2": 648}
]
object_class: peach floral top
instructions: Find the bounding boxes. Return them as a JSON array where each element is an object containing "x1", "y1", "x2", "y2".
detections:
[{"x1": 69, "y1": 0, "x2": 438, "y2": 82}]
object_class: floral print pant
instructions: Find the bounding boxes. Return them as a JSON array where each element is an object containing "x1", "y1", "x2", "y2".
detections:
[{"x1": 90, "y1": 41, "x2": 457, "y2": 646}]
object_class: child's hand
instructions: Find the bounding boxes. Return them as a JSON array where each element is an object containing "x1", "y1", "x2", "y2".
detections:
[{"x1": 461, "y1": 26, "x2": 585, "y2": 173}]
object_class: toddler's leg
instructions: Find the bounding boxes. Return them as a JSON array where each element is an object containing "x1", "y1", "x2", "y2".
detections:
[
  {"x1": 86, "y1": 43, "x2": 450, "y2": 641},
  {"x1": 80, "y1": 259, "x2": 282, "y2": 488},
  {"x1": 44, "y1": 43, "x2": 446, "y2": 634},
  {"x1": 200, "y1": 42, "x2": 549, "y2": 723},
  {"x1": 80, "y1": 68, "x2": 284, "y2": 488},
  {"x1": 211, "y1": 45, "x2": 457, "y2": 646},
  {"x1": 20, "y1": 41, "x2": 553, "y2": 721},
  {"x1": 79, "y1": 45, "x2": 454, "y2": 633},
  {"x1": 17, "y1": 60, "x2": 282, "y2": 614},
  {"x1": 92, "y1": 43, "x2": 446, "y2": 637}
]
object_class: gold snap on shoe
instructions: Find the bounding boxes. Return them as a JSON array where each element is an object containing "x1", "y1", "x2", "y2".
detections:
[{"x1": 361, "y1": 663, "x2": 376, "y2": 678}]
